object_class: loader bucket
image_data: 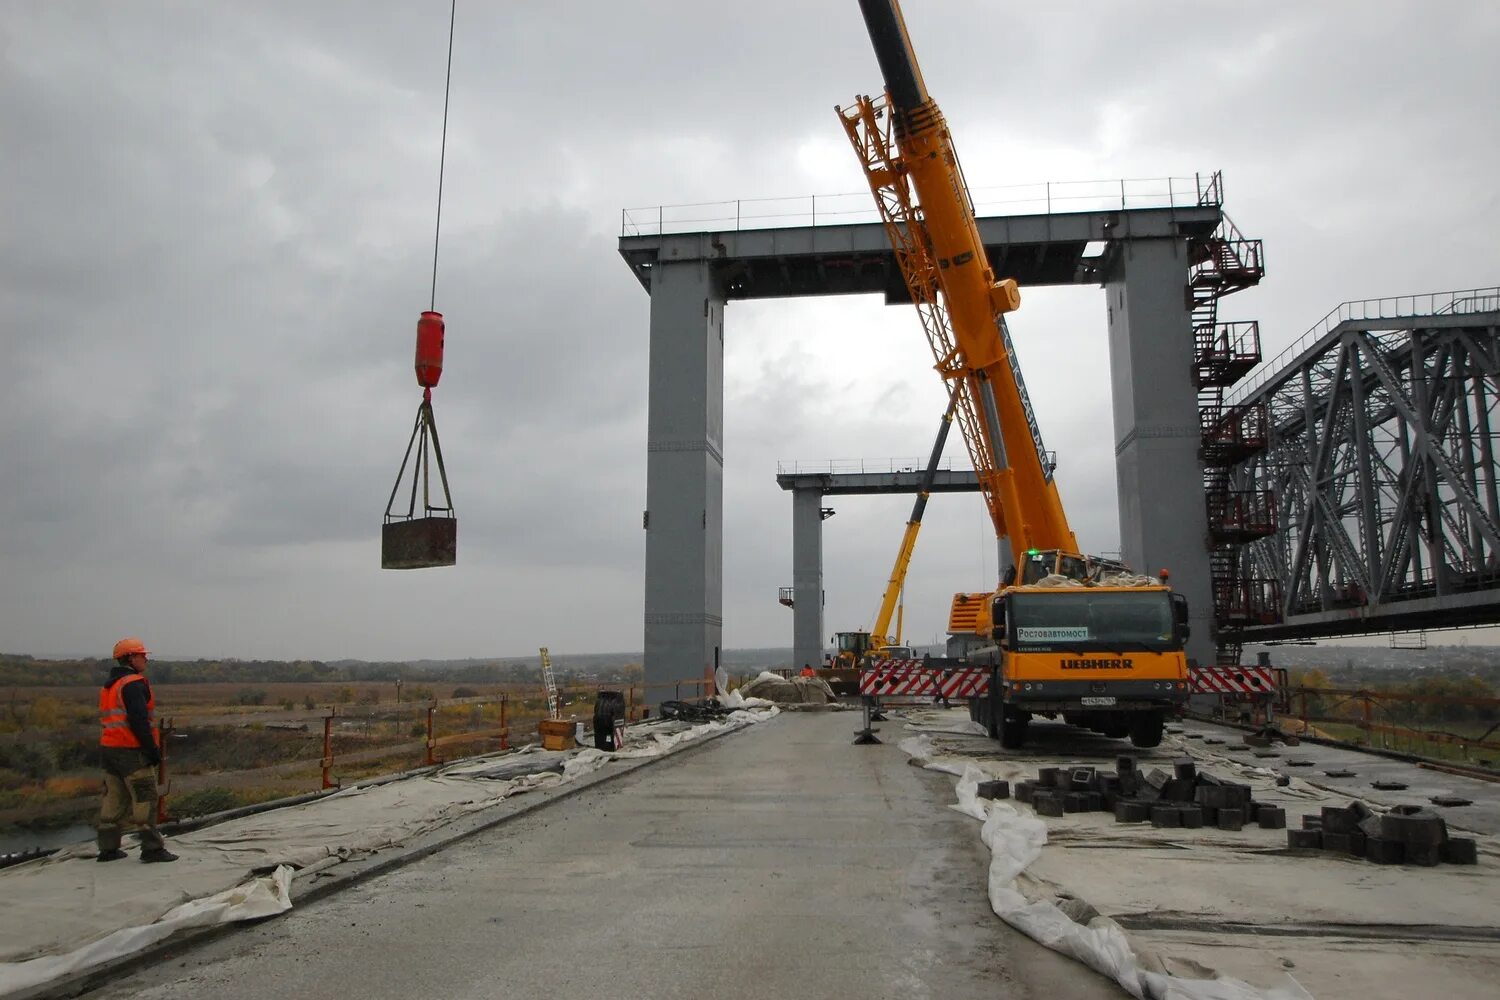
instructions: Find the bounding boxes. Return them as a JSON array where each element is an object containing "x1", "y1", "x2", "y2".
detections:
[{"x1": 382, "y1": 516, "x2": 457, "y2": 569}]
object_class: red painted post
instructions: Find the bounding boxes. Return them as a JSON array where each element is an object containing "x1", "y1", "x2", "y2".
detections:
[
  {"x1": 425, "y1": 704, "x2": 436, "y2": 766},
  {"x1": 155, "y1": 720, "x2": 171, "y2": 824},
  {"x1": 321, "y1": 710, "x2": 335, "y2": 790},
  {"x1": 500, "y1": 694, "x2": 509, "y2": 750}
]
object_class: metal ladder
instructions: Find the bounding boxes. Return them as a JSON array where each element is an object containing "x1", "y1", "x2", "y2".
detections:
[{"x1": 539, "y1": 647, "x2": 559, "y2": 721}]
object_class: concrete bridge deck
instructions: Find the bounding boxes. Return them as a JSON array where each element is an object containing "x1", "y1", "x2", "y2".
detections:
[
  {"x1": 79, "y1": 711, "x2": 1122, "y2": 1000},
  {"x1": 13, "y1": 708, "x2": 1500, "y2": 1000}
]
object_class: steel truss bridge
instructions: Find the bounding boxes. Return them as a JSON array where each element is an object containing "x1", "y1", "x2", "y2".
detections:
[{"x1": 1208, "y1": 289, "x2": 1500, "y2": 658}]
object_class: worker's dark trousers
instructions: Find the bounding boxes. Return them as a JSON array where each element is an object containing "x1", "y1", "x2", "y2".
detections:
[{"x1": 97, "y1": 746, "x2": 165, "y2": 853}]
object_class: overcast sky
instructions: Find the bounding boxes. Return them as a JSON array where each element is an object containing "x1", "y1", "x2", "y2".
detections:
[{"x1": 2, "y1": 2, "x2": 1497, "y2": 661}]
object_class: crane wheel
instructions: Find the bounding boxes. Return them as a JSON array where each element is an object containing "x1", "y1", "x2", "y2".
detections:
[
  {"x1": 999, "y1": 710, "x2": 1029, "y2": 750},
  {"x1": 1128, "y1": 712, "x2": 1165, "y2": 748}
]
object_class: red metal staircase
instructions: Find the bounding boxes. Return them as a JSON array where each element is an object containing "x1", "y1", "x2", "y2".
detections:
[{"x1": 1188, "y1": 176, "x2": 1279, "y2": 662}]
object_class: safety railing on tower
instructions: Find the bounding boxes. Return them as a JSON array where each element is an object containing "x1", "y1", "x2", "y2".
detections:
[
  {"x1": 621, "y1": 174, "x2": 1220, "y2": 236},
  {"x1": 776, "y1": 457, "x2": 962, "y2": 476}
]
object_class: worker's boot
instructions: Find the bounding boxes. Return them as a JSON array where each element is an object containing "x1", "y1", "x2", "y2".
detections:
[
  {"x1": 140, "y1": 848, "x2": 179, "y2": 864},
  {"x1": 96, "y1": 849, "x2": 128, "y2": 863}
]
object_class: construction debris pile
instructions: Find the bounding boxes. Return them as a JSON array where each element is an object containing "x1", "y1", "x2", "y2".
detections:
[
  {"x1": 734, "y1": 671, "x2": 836, "y2": 705},
  {"x1": 994, "y1": 757, "x2": 1290, "y2": 831},
  {"x1": 1288, "y1": 801, "x2": 1479, "y2": 865}
]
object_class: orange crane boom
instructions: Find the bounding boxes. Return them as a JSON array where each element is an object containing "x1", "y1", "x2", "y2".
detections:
[{"x1": 837, "y1": 0, "x2": 1078, "y2": 574}]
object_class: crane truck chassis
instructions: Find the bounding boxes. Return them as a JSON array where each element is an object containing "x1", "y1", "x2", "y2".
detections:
[
  {"x1": 859, "y1": 550, "x2": 1191, "y2": 749},
  {"x1": 958, "y1": 576, "x2": 1190, "y2": 749}
]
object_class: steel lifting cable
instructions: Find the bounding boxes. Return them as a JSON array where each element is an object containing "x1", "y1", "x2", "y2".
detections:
[{"x1": 430, "y1": 0, "x2": 456, "y2": 311}]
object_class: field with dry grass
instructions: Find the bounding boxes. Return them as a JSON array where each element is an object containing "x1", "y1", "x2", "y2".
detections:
[{"x1": 0, "y1": 679, "x2": 634, "y2": 841}]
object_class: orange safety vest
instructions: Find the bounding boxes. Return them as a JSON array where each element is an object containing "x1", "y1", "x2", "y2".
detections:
[{"x1": 99, "y1": 674, "x2": 154, "y2": 748}]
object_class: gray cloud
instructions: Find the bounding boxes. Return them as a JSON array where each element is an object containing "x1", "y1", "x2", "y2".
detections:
[{"x1": 2, "y1": 2, "x2": 1495, "y2": 659}]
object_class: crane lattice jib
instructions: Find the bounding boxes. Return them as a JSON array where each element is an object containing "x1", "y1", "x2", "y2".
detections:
[{"x1": 837, "y1": 91, "x2": 1077, "y2": 566}]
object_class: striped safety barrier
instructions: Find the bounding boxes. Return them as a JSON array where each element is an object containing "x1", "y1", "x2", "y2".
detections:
[
  {"x1": 858, "y1": 663, "x2": 992, "y2": 698},
  {"x1": 1189, "y1": 665, "x2": 1278, "y2": 695}
]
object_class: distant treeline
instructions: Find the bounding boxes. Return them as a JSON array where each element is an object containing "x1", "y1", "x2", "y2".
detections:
[{"x1": 0, "y1": 655, "x2": 641, "y2": 687}]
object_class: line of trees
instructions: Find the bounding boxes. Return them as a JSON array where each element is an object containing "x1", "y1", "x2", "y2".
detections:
[{"x1": 0, "y1": 655, "x2": 644, "y2": 688}]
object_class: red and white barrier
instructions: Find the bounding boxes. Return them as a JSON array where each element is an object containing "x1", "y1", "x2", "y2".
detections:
[
  {"x1": 858, "y1": 663, "x2": 991, "y2": 699},
  {"x1": 1189, "y1": 665, "x2": 1278, "y2": 695}
]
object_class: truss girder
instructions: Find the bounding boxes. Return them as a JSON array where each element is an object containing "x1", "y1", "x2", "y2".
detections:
[{"x1": 1232, "y1": 317, "x2": 1500, "y2": 634}]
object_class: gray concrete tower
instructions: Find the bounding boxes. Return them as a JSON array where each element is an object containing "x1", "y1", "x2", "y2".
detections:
[
  {"x1": 1105, "y1": 239, "x2": 1215, "y2": 666},
  {"x1": 643, "y1": 260, "x2": 725, "y2": 695}
]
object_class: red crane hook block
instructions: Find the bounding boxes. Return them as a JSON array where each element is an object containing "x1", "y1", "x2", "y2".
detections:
[{"x1": 415, "y1": 310, "x2": 445, "y2": 390}]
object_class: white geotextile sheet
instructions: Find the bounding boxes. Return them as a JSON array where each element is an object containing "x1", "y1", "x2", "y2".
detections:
[
  {"x1": 898, "y1": 713, "x2": 1500, "y2": 1000},
  {"x1": 0, "y1": 706, "x2": 777, "y2": 998}
]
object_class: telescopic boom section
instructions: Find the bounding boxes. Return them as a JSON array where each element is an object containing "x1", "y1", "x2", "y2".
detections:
[
  {"x1": 869, "y1": 387, "x2": 958, "y2": 649},
  {"x1": 843, "y1": 0, "x2": 1078, "y2": 571}
]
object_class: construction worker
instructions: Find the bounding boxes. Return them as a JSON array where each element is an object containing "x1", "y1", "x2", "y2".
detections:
[
  {"x1": 800, "y1": 664, "x2": 817, "y2": 678},
  {"x1": 97, "y1": 637, "x2": 177, "y2": 863}
]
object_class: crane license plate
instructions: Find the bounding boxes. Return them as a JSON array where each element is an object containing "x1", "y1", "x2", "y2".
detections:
[{"x1": 1080, "y1": 696, "x2": 1116, "y2": 706}]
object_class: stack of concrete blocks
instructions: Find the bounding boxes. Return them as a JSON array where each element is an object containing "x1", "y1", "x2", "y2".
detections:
[
  {"x1": 1288, "y1": 801, "x2": 1478, "y2": 866},
  {"x1": 1013, "y1": 757, "x2": 1288, "y2": 832}
]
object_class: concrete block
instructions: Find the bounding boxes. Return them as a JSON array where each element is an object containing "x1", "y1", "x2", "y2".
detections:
[
  {"x1": 1287, "y1": 829, "x2": 1322, "y2": 849},
  {"x1": 1144, "y1": 768, "x2": 1171, "y2": 791},
  {"x1": 1151, "y1": 805, "x2": 1181, "y2": 828},
  {"x1": 1173, "y1": 760, "x2": 1197, "y2": 782},
  {"x1": 1224, "y1": 784, "x2": 1254, "y2": 807},
  {"x1": 1405, "y1": 843, "x2": 1442, "y2": 867},
  {"x1": 977, "y1": 780, "x2": 1011, "y2": 800},
  {"x1": 1063, "y1": 791, "x2": 1091, "y2": 813},
  {"x1": 1201, "y1": 806, "x2": 1219, "y2": 826},
  {"x1": 1178, "y1": 806, "x2": 1204, "y2": 829},
  {"x1": 1365, "y1": 837, "x2": 1405, "y2": 865},
  {"x1": 1037, "y1": 767, "x2": 1061, "y2": 788},
  {"x1": 1163, "y1": 778, "x2": 1197, "y2": 803},
  {"x1": 1321, "y1": 806, "x2": 1359, "y2": 835},
  {"x1": 1033, "y1": 792, "x2": 1064, "y2": 817},
  {"x1": 1347, "y1": 831, "x2": 1367, "y2": 857},
  {"x1": 1114, "y1": 801, "x2": 1150, "y2": 823},
  {"x1": 1301, "y1": 815, "x2": 1323, "y2": 830},
  {"x1": 1085, "y1": 791, "x2": 1105, "y2": 811},
  {"x1": 1380, "y1": 806, "x2": 1448, "y2": 848},
  {"x1": 1116, "y1": 755, "x2": 1137, "y2": 775},
  {"x1": 1217, "y1": 808, "x2": 1244, "y2": 831},
  {"x1": 1014, "y1": 780, "x2": 1036, "y2": 804},
  {"x1": 1257, "y1": 807, "x2": 1286, "y2": 829},
  {"x1": 1322, "y1": 832, "x2": 1354, "y2": 854}
]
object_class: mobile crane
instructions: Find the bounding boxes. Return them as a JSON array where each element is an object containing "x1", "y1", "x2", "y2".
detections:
[
  {"x1": 838, "y1": 0, "x2": 1190, "y2": 748},
  {"x1": 831, "y1": 385, "x2": 958, "y2": 674}
]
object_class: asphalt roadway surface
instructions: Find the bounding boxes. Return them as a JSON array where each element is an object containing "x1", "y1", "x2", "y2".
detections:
[{"x1": 81, "y1": 711, "x2": 1125, "y2": 1000}]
